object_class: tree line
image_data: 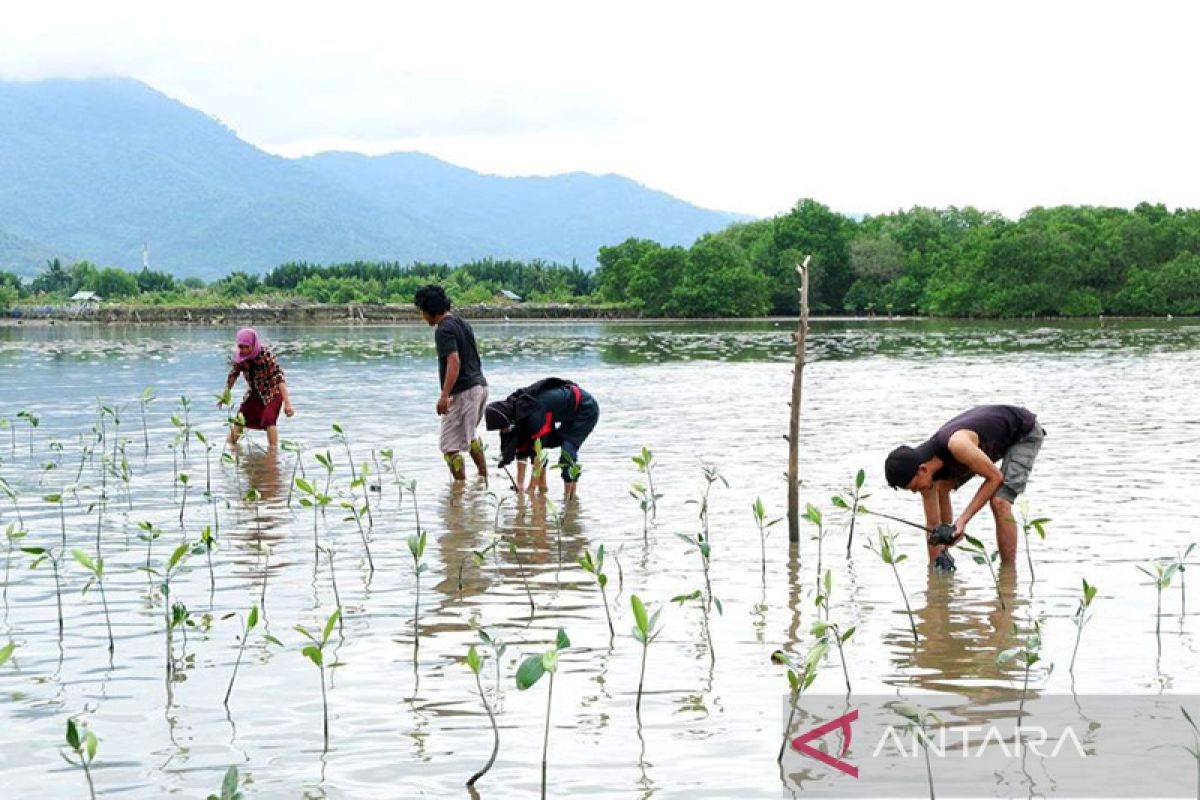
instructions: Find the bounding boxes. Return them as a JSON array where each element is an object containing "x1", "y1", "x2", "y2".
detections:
[{"x1": 5, "y1": 199, "x2": 1200, "y2": 316}]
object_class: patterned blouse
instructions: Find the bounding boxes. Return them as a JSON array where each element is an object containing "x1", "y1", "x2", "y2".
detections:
[{"x1": 228, "y1": 346, "x2": 286, "y2": 405}]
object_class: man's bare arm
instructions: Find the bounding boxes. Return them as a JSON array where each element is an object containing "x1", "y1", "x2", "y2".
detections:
[{"x1": 946, "y1": 429, "x2": 1004, "y2": 535}]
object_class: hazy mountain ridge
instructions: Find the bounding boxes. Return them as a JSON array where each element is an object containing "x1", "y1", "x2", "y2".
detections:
[{"x1": 0, "y1": 78, "x2": 741, "y2": 278}]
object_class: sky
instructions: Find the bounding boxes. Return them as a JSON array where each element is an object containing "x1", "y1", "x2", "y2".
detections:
[{"x1": 2, "y1": 0, "x2": 1197, "y2": 219}]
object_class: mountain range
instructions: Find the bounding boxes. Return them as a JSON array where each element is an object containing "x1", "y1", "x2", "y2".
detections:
[{"x1": 0, "y1": 78, "x2": 742, "y2": 279}]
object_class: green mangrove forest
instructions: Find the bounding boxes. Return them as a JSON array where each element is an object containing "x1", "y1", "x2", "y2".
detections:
[{"x1": 4, "y1": 199, "x2": 1200, "y2": 318}]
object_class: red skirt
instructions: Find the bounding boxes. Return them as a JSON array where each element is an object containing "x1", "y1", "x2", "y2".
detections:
[{"x1": 238, "y1": 393, "x2": 283, "y2": 429}]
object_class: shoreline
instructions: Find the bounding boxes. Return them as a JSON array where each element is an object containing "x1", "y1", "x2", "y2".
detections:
[{"x1": 0, "y1": 302, "x2": 1188, "y2": 327}]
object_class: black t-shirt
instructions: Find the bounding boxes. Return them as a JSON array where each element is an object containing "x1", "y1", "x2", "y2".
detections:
[
  {"x1": 435, "y1": 315, "x2": 487, "y2": 395},
  {"x1": 918, "y1": 404, "x2": 1038, "y2": 483}
]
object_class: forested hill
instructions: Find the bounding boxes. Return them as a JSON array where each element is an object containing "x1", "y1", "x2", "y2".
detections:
[
  {"x1": 590, "y1": 200, "x2": 1200, "y2": 317},
  {"x1": 0, "y1": 78, "x2": 740, "y2": 278}
]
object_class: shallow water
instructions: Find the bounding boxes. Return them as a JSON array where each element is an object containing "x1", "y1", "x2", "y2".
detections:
[{"x1": 0, "y1": 318, "x2": 1198, "y2": 798}]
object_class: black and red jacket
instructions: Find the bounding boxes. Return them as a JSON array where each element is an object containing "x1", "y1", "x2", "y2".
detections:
[{"x1": 485, "y1": 377, "x2": 584, "y2": 467}]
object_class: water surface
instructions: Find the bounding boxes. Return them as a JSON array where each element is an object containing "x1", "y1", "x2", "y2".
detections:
[{"x1": 0, "y1": 319, "x2": 1197, "y2": 798}]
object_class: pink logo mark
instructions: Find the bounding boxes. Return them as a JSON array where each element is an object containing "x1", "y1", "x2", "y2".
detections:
[{"x1": 790, "y1": 709, "x2": 859, "y2": 778}]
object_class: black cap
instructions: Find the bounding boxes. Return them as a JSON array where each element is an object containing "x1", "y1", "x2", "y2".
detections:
[
  {"x1": 884, "y1": 445, "x2": 922, "y2": 489},
  {"x1": 485, "y1": 403, "x2": 512, "y2": 431}
]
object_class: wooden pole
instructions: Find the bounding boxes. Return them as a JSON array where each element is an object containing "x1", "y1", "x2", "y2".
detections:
[{"x1": 787, "y1": 256, "x2": 811, "y2": 544}]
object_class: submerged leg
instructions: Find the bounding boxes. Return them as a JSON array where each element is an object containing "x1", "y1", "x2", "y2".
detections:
[
  {"x1": 468, "y1": 437, "x2": 488, "y2": 478},
  {"x1": 443, "y1": 451, "x2": 466, "y2": 480}
]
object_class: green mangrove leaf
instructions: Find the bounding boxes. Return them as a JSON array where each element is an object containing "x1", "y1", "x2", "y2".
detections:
[{"x1": 516, "y1": 653, "x2": 545, "y2": 690}]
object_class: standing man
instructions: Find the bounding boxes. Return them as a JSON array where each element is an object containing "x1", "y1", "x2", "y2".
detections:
[
  {"x1": 884, "y1": 404, "x2": 1045, "y2": 568},
  {"x1": 415, "y1": 285, "x2": 488, "y2": 481}
]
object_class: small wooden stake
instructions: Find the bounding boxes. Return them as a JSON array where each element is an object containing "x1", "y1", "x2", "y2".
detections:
[{"x1": 787, "y1": 256, "x2": 811, "y2": 544}]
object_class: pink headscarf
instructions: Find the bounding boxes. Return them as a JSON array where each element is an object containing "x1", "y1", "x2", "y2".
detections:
[{"x1": 233, "y1": 328, "x2": 261, "y2": 363}]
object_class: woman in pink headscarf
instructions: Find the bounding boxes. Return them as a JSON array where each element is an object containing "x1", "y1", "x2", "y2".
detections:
[{"x1": 220, "y1": 328, "x2": 294, "y2": 448}]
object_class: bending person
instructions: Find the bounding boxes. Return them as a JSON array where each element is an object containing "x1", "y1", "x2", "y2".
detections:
[
  {"x1": 220, "y1": 327, "x2": 294, "y2": 449},
  {"x1": 884, "y1": 404, "x2": 1045, "y2": 569},
  {"x1": 485, "y1": 377, "x2": 599, "y2": 499}
]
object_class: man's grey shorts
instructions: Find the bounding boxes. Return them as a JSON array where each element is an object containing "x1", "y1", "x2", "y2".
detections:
[
  {"x1": 997, "y1": 424, "x2": 1045, "y2": 503},
  {"x1": 439, "y1": 384, "x2": 488, "y2": 454}
]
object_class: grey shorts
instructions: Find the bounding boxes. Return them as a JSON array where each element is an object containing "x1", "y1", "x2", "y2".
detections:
[
  {"x1": 996, "y1": 424, "x2": 1045, "y2": 503},
  {"x1": 439, "y1": 384, "x2": 488, "y2": 454}
]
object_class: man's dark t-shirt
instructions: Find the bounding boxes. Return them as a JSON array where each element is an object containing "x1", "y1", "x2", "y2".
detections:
[
  {"x1": 435, "y1": 315, "x2": 487, "y2": 395},
  {"x1": 917, "y1": 404, "x2": 1038, "y2": 484}
]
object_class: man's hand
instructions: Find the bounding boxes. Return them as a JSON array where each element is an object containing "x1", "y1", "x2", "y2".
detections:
[
  {"x1": 284, "y1": 401, "x2": 295, "y2": 418},
  {"x1": 436, "y1": 394, "x2": 450, "y2": 416},
  {"x1": 951, "y1": 517, "x2": 967, "y2": 543}
]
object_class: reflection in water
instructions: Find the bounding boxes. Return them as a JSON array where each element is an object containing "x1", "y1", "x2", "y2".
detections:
[
  {"x1": 3, "y1": 320, "x2": 1198, "y2": 797},
  {"x1": 894, "y1": 565, "x2": 1041, "y2": 724}
]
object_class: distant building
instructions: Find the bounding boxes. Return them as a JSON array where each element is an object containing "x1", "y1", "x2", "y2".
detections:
[
  {"x1": 69, "y1": 291, "x2": 102, "y2": 304},
  {"x1": 69, "y1": 290, "x2": 102, "y2": 318},
  {"x1": 495, "y1": 289, "x2": 523, "y2": 303}
]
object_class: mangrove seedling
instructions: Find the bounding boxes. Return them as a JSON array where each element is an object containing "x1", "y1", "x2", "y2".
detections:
[
  {"x1": 675, "y1": 532, "x2": 721, "y2": 616},
  {"x1": 578, "y1": 544, "x2": 615, "y2": 639},
  {"x1": 516, "y1": 628, "x2": 571, "y2": 794},
  {"x1": 339, "y1": 486, "x2": 376, "y2": 572},
  {"x1": 962, "y1": 533, "x2": 1007, "y2": 611},
  {"x1": 0, "y1": 640, "x2": 15, "y2": 666},
  {"x1": 998, "y1": 619, "x2": 1046, "y2": 729},
  {"x1": 245, "y1": 488, "x2": 263, "y2": 537},
  {"x1": 16, "y1": 409, "x2": 38, "y2": 458},
  {"x1": 0, "y1": 417, "x2": 11, "y2": 457},
  {"x1": 196, "y1": 525, "x2": 218, "y2": 597},
  {"x1": 630, "y1": 594, "x2": 663, "y2": 716},
  {"x1": 223, "y1": 605, "x2": 282, "y2": 705},
  {"x1": 194, "y1": 430, "x2": 216, "y2": 494},
  {"x1": 314, "y1": 450, "x2": 336, "y2": 497},
  {"x1": 72, "y1": 548, "x2": 114, "y2": 654},
  {"x1": 812, "y1": 570, "x2": 856, "y2": 694},
  {"x1": 465, "y1": 644, "x2": 500, "y2": 788},
  {"x1": 752, "y1": 497, "x2": 782, "y2": 583},
  {"x1": 206, "y1": 765, "x2": 244, "y2": 800},
  {"x1": 893, "y1": 703, "x2": 940, "y2": 800},
  {"x1": 831, "y1": 468, "x2": 870, "y2": 557},
  {"x1": 295, "y1": 477, "x2": 332, "y2": 564},
  {"x1": 408, "y1": 530, "x2": 428, "y2": 656},
  {"x1": 170, "y1": 601, "x2": 198, "y2": 665},
  {"x1": 62, "y1": 717, "x2": 99, "y2": 800},
  {"x1": 1017, "y1": 505, "x2": 1050, "y2": 582},
  {"x1": 281, "y1": 439, "x2": 306, "y2": 507},
  {"x1": 296, "y1": 607, "x2": 343, "y2": 750},
  {"x1": 319, "y1": 545, "x2": 346, "y2": 637},
  {"x1": 1069, "y1": 578, "x2": 1098, "y2": 674},
  {"x1": 177, "y1": 472, "x2": 191, "y2": 525},
  {"x1": 177, "y1": 395, "x2": 193, "y2": 455},
  {"x1": 0, "y1": 477, "x2": 22, "y2": 526},
  {"x1": 631, "y1": 446, "x2": 661, "y2": 521},
  {"x1": 45, "y1": 491, "x2": 68, "y2": 553},
  {"x1": 478, "y1": 628, "x2": 508, "y2": 696},
  {"x1": 407, "y1": 479, "x2": 423, "y2": 532},
  {"x1": 137, "y1": 520, "x2": 164, "y2": 574},
  {"x1": 144, "y1": 542, "x2": 191, "y2": 679},
  {"x1": 803, "y1": 502, "x2": 825, "y2": 598},
  {"x1": 1138, "y1": 558, "x2": 1181, "y2": 639},
  {"x1": 139, "y1": 387, "x2": 155, "y2": 452},
  {"x1": 867, "y1": 531, "x2": 918, "y2": 644},
  {"x1": 630, "y1": 482, "x2": 654, "y2": 545},
  {"x1": 695, "y1": 461, "x2": 728, "y2": 542},
  {"x1": 23, "y1": 544, "x2": 64, "y2": 635},
  {"x1": 332, "y1": 423, "x2": 373, "y2": 528},
  {"x1": 1175, "y1": 543, "x2": 1197, "y2": 616},
  {"x1": 379, "y1": 448, "x2": 405, "y2": 512},
  {"x1": 772, "y1": 644, "x2": 826, "y2": 762}
]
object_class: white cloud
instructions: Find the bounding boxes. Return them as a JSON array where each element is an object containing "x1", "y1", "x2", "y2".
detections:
[{"x1": 2, "y1": 0, "x2": 1198, "y2": 218}]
